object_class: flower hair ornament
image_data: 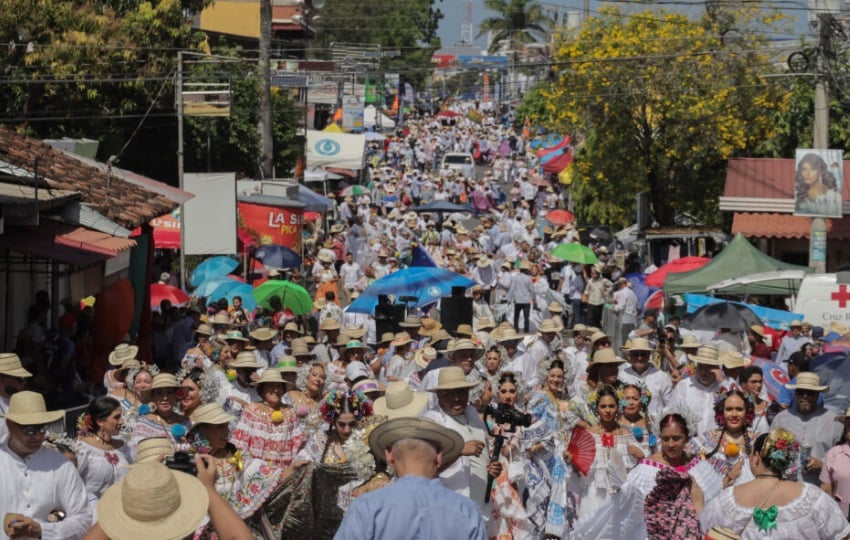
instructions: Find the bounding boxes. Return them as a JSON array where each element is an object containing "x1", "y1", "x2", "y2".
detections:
[
  {"x1": 175, "y1": 366, "x2": 222, "y2": 406},
  {"x1": 712, "y1": 389, "x2": 755, "y2": 429},
  {"x1": 650, "y1": 406, "x2": 701, "y2": 440},
  {"x1": 616, "y1": 381, "x2": 652, "y2": 416},
  {"x1": 759, "y1": 428, "x2": 800, "y2": 480},
  {"x1": 320, "y1": 389, "x2": 373, "y2": 424},
  {"x1": 490, "y1": 370, "x2": 528, "y2": 404},
  {"x1": 535, "y1": 354, "x2": 576, "y2": 396},
  {"x1": 126, "y1": 364, "x2": 160, "y2": 389},
  {"x1": 76, "y1": 412, "x2": 97, "y2": 436},
  {"x1": 45, "y1": 432, "x2": 79, "y2": 456}
]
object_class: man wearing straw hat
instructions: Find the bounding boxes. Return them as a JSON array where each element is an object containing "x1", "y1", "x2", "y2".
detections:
[
  {"x1": 671, "y1": 345, "x2": 724, "y2": 434},
  {"x1": 421, "y1": 367, "x2": 502, "y2": 518},
  {"x1": 773, "y1": 372, "x2": 843, "y2": 485},
  {"x1": 0, "y1": 391, "x2": 91, "y2": 539},
  {"x1": 0, "y1": 353, "x2": 32, "y2": 443},
  {"x1": 618, "y1": 338, "x2": 672, "y2": 417},
  {"x1": 335, "y1": 417, "x2": 485, "y2": 540}
]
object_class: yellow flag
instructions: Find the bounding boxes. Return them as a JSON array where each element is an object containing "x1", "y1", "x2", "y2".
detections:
[{"x1": 558, "y1": 165, "x2": 573, "y2": 185}]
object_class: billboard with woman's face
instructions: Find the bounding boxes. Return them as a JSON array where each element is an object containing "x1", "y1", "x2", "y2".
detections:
[{"x1": 794, "y1": 149, "x2": 843, "y2": 218}]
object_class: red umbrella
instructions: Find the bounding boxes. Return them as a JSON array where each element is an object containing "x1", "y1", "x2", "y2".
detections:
[
  {"x1": 150, "y1": 284, "x2": 190, "y2": 307},
  {"x1": 545, "y1": 209, "x2": 575, "y2": 225},
  {"x1": 435, "y1": 110, "x2": 462, "y2": 118},
  {"x1": 644, "y1": 256, "x2": 711, "y2": 288},
  {"x1": 644, "y1": 289, "x2": 665, "y2": 311}
]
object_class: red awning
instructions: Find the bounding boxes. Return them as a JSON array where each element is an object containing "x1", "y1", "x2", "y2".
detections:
[
  {"x1": 733, "y1": 212, "x2": 850, "y2": 240},
  {"x1": 54, "y1": 227, "x2": 136, "y2": 256}
]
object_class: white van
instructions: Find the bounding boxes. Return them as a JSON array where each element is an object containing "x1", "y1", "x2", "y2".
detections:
[
  {"x1": 793, "y1": 272, "x2": 850, "y2": 330},
  {"x1": 441, "y1": 152, "x2": 475, "y2": 179}
]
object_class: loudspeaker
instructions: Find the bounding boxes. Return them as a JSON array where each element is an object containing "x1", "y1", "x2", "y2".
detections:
[
  {"x1": 441, "y1": 287, "x2": 472, "y2": 335},
  {"x1": 374, "y1": 296, "x2": 405, "y2": 338}
]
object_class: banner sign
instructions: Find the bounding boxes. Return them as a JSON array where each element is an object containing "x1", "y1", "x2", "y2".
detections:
[
  {"x1": 306, "y1": 130, "x2": 365, "y2": 169},
  {"x1": 238, "y1": 202, "x2": 303, "y2": 251},
  {"x1": 793, "y1": 148, "x2": 844, "y2": 218}
]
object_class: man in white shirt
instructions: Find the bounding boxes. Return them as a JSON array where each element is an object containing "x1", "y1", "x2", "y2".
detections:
[
  {"x1": 339, "y1": 252, "x2": 363, "y2": 297},
  {"x1": 618, "y1": 338, "x2": 673, "y2": 418},
  {"x1": 0, "y1": 392, "x2": 91, "y2": 539},
  {"x1": 612, "y1": 278, "x2": 638, "y2": 349},
  {"x1": 671, "y1": 345, "x2": 723, "y2": 434},
  {"x1": 224, "y1": 351, "x2": 261, "y2": 409}
]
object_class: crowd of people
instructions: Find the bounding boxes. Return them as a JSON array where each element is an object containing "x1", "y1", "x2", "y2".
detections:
[{"x1": 2, "y1": 109, "x2": 850, "y2": 540}]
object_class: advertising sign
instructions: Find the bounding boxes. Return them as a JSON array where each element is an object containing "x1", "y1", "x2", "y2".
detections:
[
  {"x1": 342, "y1": 95, "x2": 364, "y2": 130},
  {"x1": 794, "y1": 148, "x2": 843, "y2": 218},
  {"x1": 238, "y1": 202, "x2": 303, "y2": 251}
]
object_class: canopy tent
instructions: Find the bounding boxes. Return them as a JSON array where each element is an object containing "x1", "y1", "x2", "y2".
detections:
[
  {"x1": 707, "y1": 269, "x2": 811, "y2": 296},
  {"x1": 663, "y1": 233, "x2": 808, "y2": 295},
  {"x1": 296, "y1": 184, "x2": 333, "y2": 212},
  {"x1": 364, "y1": 105, "x2": 396, "y2": 129}
]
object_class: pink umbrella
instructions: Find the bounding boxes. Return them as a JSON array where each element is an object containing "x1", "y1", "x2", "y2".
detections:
[
  {"x1": 644, "y1": 289, "x2": 665, "y2": 312},
  {"x1": 645, "y1": 256, "x2": 711, "y2": 288},
  {"x1": 150, "y1": 284, "x2": 190, "y2": 307}
]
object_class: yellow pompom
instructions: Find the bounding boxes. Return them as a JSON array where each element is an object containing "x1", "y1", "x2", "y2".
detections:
[{"x1": 270, "y1": 410, "x2": 284, "y2": 424}]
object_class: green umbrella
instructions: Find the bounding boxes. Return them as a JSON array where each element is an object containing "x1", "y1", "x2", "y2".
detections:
[
  {"x1": 252, "y1": 280, "x2": 314, "y2": 315},
  {"x1": 551, "y1": 243, "x2": 599, "y2": 265}
]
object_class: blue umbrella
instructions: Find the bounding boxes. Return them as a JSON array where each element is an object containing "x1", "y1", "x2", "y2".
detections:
[
  {"x1": 253, "y1": 244, "x2": 302, "y2": 269},
  {"x1": 347, "y1": 267, "x2": 476, "y2": 314},
  {"x1": 206, "y1": 282, "x2": 256, "y2": 312},
  {"x1": 193, "y1": 277, "x2": 238, "y2": 297},
  {"x1": 190, "y1": 256, "x2": 239, "y2": 286}
]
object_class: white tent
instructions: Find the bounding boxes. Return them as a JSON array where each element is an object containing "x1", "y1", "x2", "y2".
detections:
[{"x1": 364, "y1": 105, "x2": 396, "y2": 129}]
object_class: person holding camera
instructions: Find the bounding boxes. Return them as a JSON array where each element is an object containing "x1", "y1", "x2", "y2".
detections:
[{"x1": 422, "y1": 367, "x2": 502, "y2": 521}]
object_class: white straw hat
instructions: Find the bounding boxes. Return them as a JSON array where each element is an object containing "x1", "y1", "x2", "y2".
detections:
[
  {"x1": 135, "y1": 437, "x2": 175, "y2": 463},
  {"x1": 374, "y1": 381, "x2": 429, "y2": 419},
  {"x1": 368, "y1": 417, "x2": 464, "y2": 465},
  {"x1": 190, "y1": 403, "x2": 236, "y2": 426},
  {"x1": 4, "y1": 391, "x2": 63, "y2": 425},
  {"x1": 98, "y1": 461, "x2": 209, "y2": 540},
  {"x1": 0, "y1": 353, "x2": 32, "y2": 378},
  {"x1": 784, "y1": 372, "x2": 828, "y2": 392},
  {"x1": 427, "y1": 366, "x2": 477, "y2": 392},
  {"x1": 108, "y1": 344, "x2": 139, "y2": 367}
]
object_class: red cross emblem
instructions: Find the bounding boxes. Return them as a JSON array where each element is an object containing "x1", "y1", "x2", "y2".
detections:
[{"x1": 831, "y1": 284, "x2": 850, "y2": 308}]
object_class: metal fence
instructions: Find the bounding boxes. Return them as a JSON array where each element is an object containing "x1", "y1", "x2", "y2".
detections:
[{"x1": 46, "y1": 404, "x2": 87, "y2": 438}]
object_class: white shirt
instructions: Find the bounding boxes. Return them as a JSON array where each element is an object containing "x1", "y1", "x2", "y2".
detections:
[
  {"x1": 612, "y1": 286, "x2": 638, "y2": 324},
  {"x1": 671, "y1": 377, "x2": 721, "y2": 434},
  {"x1": 618, "y1": 363, "x2": 673, "y2": 418},
  {"x1": 339, "y1": 262, "x2": 363, "y2": 289},
  {"x1": 505, "y1": 351, "x2": 538, "y2": 389},
  {"x1": 0, "y1": 443, "x2": 92, "y2": 540}
]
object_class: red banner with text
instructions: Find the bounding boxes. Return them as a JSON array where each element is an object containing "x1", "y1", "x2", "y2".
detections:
[{"x1": 238, "y1": 202, "x2": 303, "y2": 251}]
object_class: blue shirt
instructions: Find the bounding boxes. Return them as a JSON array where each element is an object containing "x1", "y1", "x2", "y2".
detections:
[
  {"x1": 334, "y1": 475, "x2": 486, "y2": 540},
  {"x1": 777, "y1": 375, "x2": 825, "y2": 408}
]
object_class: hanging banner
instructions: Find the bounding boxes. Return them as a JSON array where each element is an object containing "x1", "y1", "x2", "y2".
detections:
[
  {"x1": 238, "y1": 202, "x2": 303, "y2": 251},
  {"x1": 306, "y1": 130, "x2": 366, "y2": 169},
  {"x1": 793, "y1": 148, "x2": 844, "y2": 218},
  {"x1": 342, "y1": 95, "x2": 364, "y2": 130}
]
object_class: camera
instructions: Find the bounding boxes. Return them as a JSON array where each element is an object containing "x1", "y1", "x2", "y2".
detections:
[
  {"x1": 492, "y1": 403, "x2": 533, "y2": 432},
  {"x1": 165, "y1": 451, "x2": 198, "y2": 476}
]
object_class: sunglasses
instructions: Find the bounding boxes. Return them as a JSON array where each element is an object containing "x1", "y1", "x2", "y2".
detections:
[
  {"x1": 18, "y1": 423, "x2": 48, "y2": 436},
  {"x1": 795, "y1": 389, "x2": 818, "y2": 396}
]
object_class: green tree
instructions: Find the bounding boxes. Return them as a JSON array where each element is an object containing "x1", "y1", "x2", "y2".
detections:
[
  {"x1": 541, "y1": 6, "x2": 789, "y2": 228},
  {"x1": 312, "y1": 0, "x2": 443, "y2": 89},
  {"x1": 477, "y1": 0, "x2": 547, "y2": 54}
]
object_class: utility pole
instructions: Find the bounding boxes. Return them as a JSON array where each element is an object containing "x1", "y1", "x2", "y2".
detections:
[
  {"x1": 258, "y1": 0, "x2": 274, "y2": 179},
  {"x1": 177, "y1": 51, "x2": 186, "y2": 289},
  {"x1": 811, "y1": 9, "x2": 832, "y2": 273}
]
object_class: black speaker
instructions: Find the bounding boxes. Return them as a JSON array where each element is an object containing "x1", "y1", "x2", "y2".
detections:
[
  {"x1": 441, "y1": 287, "x2": 472, "y2": 335},
  {"x1": 374, "y1": 296, "x2": 406, "y2": 338}
]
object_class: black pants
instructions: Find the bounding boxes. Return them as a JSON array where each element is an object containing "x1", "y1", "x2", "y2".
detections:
[
  {"x1": 514, "y1": 303, "x2": 531, "y2": 333},
  {"x1": 586, "y1": 303, "x2": 603, "y2": 329}
]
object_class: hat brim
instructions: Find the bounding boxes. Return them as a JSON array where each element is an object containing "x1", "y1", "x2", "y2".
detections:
[
  {"x1": 228, "y1": 360, "x2": 262, "y2": 369},
  {"x1": 369, "y1": 418, "x2": 464, "y2": 465},
  {"x1": 5, "y1": 409, "x2": 64, "y2": 425},
  {"x1": 0, "y1": 366, "x2": 32, "y2": 378},
  {"x1": 687, "y1": 354, "x2": 723, "y2": 366},
  {"x1": 191, "y1": 412, "x2": 236, "y2": 427},
  {"x1": 373, "y1": 392, "x2": 430, "y2": 419},
  {"x1": 784, "y1": 383, "x2": 828, "y2": 392},
  {"x1": 98, "y1": 469, "x2": 209, "y2": 540},
  {"x1": 427, "y1": 380, "x2": 478, "y2": 392},
  {"x1": 108, "y1": 345, "x2": 140, "y2": 366}
]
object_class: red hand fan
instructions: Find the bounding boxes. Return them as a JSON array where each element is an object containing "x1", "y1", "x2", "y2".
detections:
[{"x1": 567, "y1": 426, "x2": 596, "y2": 476}]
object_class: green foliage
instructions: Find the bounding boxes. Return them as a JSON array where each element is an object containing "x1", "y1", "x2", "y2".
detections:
[{"x1": 312, "y1": 0, "x2": 443, "y2": 89}]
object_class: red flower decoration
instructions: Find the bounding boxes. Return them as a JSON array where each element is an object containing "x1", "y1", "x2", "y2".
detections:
[
  {"x1": 774, "y1": 439, "x2": 787, "y2": 450},
  {"x1": 602, "y1": 432, "x2": 615, "y2": 448},
  {"x1": 105, "y1": 452, "x2": 119, "y2": 466}
]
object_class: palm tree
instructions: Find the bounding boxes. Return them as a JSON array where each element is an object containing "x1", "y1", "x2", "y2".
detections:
[{"x1": 476, "y1": 0, "x2": 547, "y2": 54}]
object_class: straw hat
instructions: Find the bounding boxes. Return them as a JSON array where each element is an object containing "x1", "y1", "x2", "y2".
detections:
[
  {"x1": 211, "y1": 313, "x2": 230, "y2": 326},
  {"x1": 352, "y1": 379, "x2": 384, "y2": 397},
  {"x1": 538, "y1": 319, "x2": 560, "y2": 334},
  {"x1": 569, "y1": 323, "x2": 588, "y2": 335},
  {"x1": 330, "y1": 223, "x2": 345, "y2": 234},
  {"x1": 399, "y1": 315, "x2": 422, "y2": 328},
  {"x1": 475, "y1": 317, "x2": 495, "y2": 331},
  {"x1": 789, "y1": 320, "x2": 803, "y2": 328},
  {"x1": 495, "y1": 327, "x2": 523, "y2": 343},
  {"x1": 428, "y1": 328, "x2": 452, "y2": 345},
  {"x1": 281, "y1": 322, "x2": 302, "y2": 335},
  {"x1": 455, "y1": 324, "x2": 474, "y2": 337},
  {"x1": 98, "y1": 461, "x2": 209, "y2": 540},
  {"x1": 224, "y1": 330, "x2": 248, "y2": 342},
  {"x1": 589, "y1": 331, "x2": 611, "y2": 347},
  {"x1": 720, "y1": 351, "x2": 746, "y2": 370},
  {"x1": 547, "y1": 301, "x2": 564, "y2": 314},
  {"x1": 302, "y1": 335, "x2": 316, "y2": 346},
  {"x1": 414, "y1": 347, "x2": 437, "y2": 370},
  {"x1": 190, "y1": 403, "x2": 235, "y2": 426},
  {"x1": 4, "y1": 391, "x2": 64, "y2": 425},
  {"x1": 476, "y1": 257, "x2": 492, "y2": 268},
  {"x1": 318, "y1": 251, "x2": 334, "y2": 263},
  {"x1": 428, "y1": 366, "x2": 477, "y2": 392},
  {"x1": 291, "y1": 341, "x2": 314, "y2": 357},
  {"x1": 418, "y1": 318, "x2": 442, "y2": 337},
  {"x1": 250, "y1": 327, "x2": 276, "y2": 342},
  {"x1": 688, "y1": 345, "x2": 722, "y2": 366},
  {"x1": 391, "y1": 332, "x2": 414, "y2": 347},
  {"x1": 320, "y1": 318, "x2": 341, "y2": 331},
  {"x1": 445, "y1": 338, "x2": 484, "y2": 361},
  {"x1": 229, "y1": 351, "x2": 262, "y2": 369},
  {"x1": 343, "y1": 325, "x2": 367, "y2": 340},
  {"x1": 628, "y1": 337, "x2": 653, "y2": 353},
  {"x1": 589, "y1": 349, "x2": 625, "y2": 368},
  {"x1": 620, "y1": 339, "x2": 633, "y2": 353},
  {"x1": 681, "y1": 335, "x2": 701, "y2": 349},
  {"x1": 256, "y1": 369, "x2": 289, "y2": 386},
  {"x1": 120, "y1": 359, "x2": 142, "y2": 372},
  {"x1": 376, "y1": 332, "x2": 396, "y2": 346},
  {"x1": 369, "y1": 417, "x2": 464, "y2": 464},
  {"x1": 0, "y1": 353, "x2": 32, "y2": 378},
  {"x1": 784, "y1": 372, "x2": 828, "y2": 392},
  {"x1": 194, "y1": 324, "x2": 213, "y2": 337},
  {"x1": 135, "y1": 437, "x2": 175, "y2": 463},
  {"x1": 275, "y1": 357, "x2": 300, "y2": 374},
  {"x1": 108, "y1": 344, "x2": 139, "y2": 367},
  {"x1": 150, "y1": 373, "x2": 179, "y2": 390},
  {"x1": 749, "y1": 324, "x2": 766, "y2": 338}
]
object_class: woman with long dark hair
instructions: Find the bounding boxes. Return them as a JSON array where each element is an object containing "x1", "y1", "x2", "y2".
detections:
[
  {"x1": 794, "y1": 152, "x2": 842, "y2": 216},
  {"x1": 691, "y1": 389, "x2": 756, "y2": 489}
]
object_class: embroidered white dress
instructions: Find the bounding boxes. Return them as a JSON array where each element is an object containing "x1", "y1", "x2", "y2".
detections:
[{"x1": 75, "y1": 440, "x2": 133, "y2": 521}]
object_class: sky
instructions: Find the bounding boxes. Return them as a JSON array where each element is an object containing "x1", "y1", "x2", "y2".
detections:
[{"x1": 435, "y1": 0, "x2": 818, "y2": 51}]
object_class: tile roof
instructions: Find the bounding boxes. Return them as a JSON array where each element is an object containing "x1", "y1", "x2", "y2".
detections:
[
  {"x1": 732, "y1": 212, "x2": 850, "y2": 241},
  {"x1": 54, "y1": 226, "x2": 136, "y2": 256},
  {"x1": 0, "y1": 128, "x2": 182, "y2": 229},
  {"x1": 724, "y1": 158, "x2": 850, "y2": 200}
]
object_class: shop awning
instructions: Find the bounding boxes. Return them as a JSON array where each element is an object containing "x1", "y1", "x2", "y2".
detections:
[{"x1": 732, "y1": 212, "x2": 850, "y2": 241}]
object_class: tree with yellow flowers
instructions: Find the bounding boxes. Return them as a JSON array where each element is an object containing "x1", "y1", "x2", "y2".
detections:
[{"x1": 542, "y1": 6, "x2": 789, "y2": 227}]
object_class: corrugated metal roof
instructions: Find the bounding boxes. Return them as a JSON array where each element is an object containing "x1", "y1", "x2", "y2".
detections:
[
  {"x1": 732, "y1": 212, "x2": 850, "y2": 241},
  {"x1": 58, "y1": 202, "x2": 131, "y2": 238},
  {"x1": 724, "y1": 158, "x2": 850, "y2": 200}
]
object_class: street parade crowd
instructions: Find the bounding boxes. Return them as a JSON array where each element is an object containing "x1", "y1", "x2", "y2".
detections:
[{"x1": 1, "y1": 108, "x2": 850, "y2": 540}]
